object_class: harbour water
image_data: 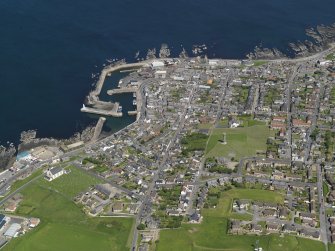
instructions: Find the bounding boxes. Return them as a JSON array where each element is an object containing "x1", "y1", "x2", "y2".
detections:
[{"x1": 1, "y1": 0, "x2": 335, "y2": 145}]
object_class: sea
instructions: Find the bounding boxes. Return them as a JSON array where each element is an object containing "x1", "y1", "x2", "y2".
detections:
[{"x1": 1, "y1": 0, "x2": 335, "y2": 146}]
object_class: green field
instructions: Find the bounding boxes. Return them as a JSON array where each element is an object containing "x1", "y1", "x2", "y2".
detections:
[
  {"x1": 253, "y1": 60, "x2": 268, "y2": 67},
  {"x1": 157, "y1": 188, "x2": 324, "y2": 251},
  {"x1": 3, "y1": 166, "x2": 134, "y2": 251},
  {"x1": 205, "y1": 124, "x2": 273, "y2": 159},
  {"x1": 37, "y1": 166, "x2": 103, "y2": 198},
  {"x1": 158, "y1": 217, "x2": 324, "y2": 251},
  {"x1": 182, "y1": 133, "x2": 209, "y2": 155},
  {"x1": 204, "y1": 188, "x2": 284, "y2": 218},
  {"x1": 323, "y1": 181, "x2": 330, "y2": 199},
  {"x1": 326, "y1": 53, "x2": 335, "y2": 61}
]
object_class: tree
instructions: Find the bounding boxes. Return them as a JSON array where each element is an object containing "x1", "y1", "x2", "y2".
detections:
[{"x1": 137, "y1": 223, "x2": 146, "y2": 230}]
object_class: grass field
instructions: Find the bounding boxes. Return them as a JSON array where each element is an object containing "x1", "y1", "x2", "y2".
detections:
[
  {"x1": 36, "y1": 165, "x2": 102, "y2": 198},
  {"x1": 323, "y1": 181, "x2": 330, "y2": 198},
  {"x1": 326, "y1": 53, "x2": 335, "y2": 61},
  {"x1": 158, "y1": 217, "x2": 325, "y2": 251},
  {"x1": 205, "y1": 125, "x2": 273, "y2": 159},
  {"x1": 182, "y1": 133, "x2": 209, "y2": 155},
  {"x1": 204, "y1": 188, "x2": 284, "y2": 218},
  {"x1": 253, "y1": 60, "x2": 268, "y2": 67},
  {"x1": 157, "y1": 188, "x2": 324, "y2": 251},
  {"x1": 3, "y1": 166, "x2": 134, "y2": 251}
]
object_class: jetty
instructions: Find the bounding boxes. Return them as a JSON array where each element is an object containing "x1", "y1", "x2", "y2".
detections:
[
  {"x1": 107, "y1": 86, "x2": 143, "y2": 120},
  {"x1": 81, "y1": 103, "x2": 122, "y2": 117},
  {"x1": 107, "y1": 87, "x2": 137, "y2": 96},
  {"x1": 87, "y1": 62, "x2": 147, "y2": 104},
  {"x1": 91, "y1": 117, "x2": 106, "y2": 142}
]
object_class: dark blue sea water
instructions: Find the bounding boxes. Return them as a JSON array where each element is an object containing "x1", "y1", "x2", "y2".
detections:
[{"x1": 1, "y1": 0, "x2": 335, "y2": 146}]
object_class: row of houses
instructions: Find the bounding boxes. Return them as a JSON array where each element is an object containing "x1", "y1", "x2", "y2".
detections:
[
  {"x1": 74, "y1": 184, "x2": 132, "y2": 216},
  {"x1": 229, "y1": 220, "x2": 320, "y2": 239}
]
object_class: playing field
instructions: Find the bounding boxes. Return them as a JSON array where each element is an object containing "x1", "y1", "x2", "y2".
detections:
[
  {"x1": 205, "y1": 125, "x2": 273, "y2": 159},
  {"x1": 37, "y1": 165, "x2": 103, "y2": 197},
  {"x1": 157, "y1": 188, "x2": 324, "y2": 251},
  {"x1": 3, "y1": 166, "x2": 134, "y2": 251},
  {"x1": 204, "y1": 188, "x2": 284, "y2": 218}
]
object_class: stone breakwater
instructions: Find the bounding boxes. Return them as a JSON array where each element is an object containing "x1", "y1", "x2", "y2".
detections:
[{"x1": 83, "y1": 61, "x2": 147, "y2": 118}]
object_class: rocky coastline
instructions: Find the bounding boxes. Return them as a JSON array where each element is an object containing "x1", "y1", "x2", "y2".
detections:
[
  {"x1": 0, "y1": 145, "x2": 16, "y2": 170},
  {"x1": 1, "y1": 21, "x2": 335, "y2": 170},
  {"x1": 0, "y1": 126, "x2": 95, "y2": 170},
  {"x1": 247, "y1": 22, "x2": 335, "y2": 60}
]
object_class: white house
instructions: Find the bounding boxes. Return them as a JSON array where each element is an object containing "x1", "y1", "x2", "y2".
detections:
[
  {"x1": 45, "y1": 167, "x2": 65, "y2": 181},
  {"x1": 208, "y1": 59, "x2": 219, "y2": 66},
  {"x1": 155, "y1": 70, "x2": 167, "y2": 78},
  {"x1": 172, "y1": 76, "x2": 184, "y2": 81},
  {"x1": 151, "y1": 61, "x2": 165, "y2": 68}
]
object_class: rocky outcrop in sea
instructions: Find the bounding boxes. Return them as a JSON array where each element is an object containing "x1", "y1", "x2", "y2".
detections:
[
  {"x1": 0, "y1": 145, "x2": 16, "y2": 170},
  {"x1": 247, "y1": 46, "x2": 286, "y2": 60},
  {"x1": 247, "y1": 22, "x2": 335, "y2": 60}
]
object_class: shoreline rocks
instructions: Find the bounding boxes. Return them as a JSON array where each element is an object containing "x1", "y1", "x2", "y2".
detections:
[
  {"x1": 0, "y1": 145, "x2": 16, "y2": 170},
  {"x1": 247, "y1": 22, "x2": 335, "y2": 60}
]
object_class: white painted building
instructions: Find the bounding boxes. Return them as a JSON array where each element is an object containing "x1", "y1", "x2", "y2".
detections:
[
  {"x1": 151, "y1": 61, "x2": 165, "y2": 68},
  {"x1": 155, "y1": 70, "x2": 167, "y2": 78},
  {"x1": 45, "y1": 167, "x2": 65, "y2": 181}
]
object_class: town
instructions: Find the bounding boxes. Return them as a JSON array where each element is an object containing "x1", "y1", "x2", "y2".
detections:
[{"x1": 0, "y1": 46, "x2": 335, "y2": 251}]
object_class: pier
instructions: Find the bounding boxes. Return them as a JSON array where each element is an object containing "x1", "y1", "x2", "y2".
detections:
[
  {"x1": 83, "y1": 61, "x2": 148, "y2": 118},
  {"x1": 87, "y1": 62, "x2": 147, "y2": 104},
  {"x1": 81, "y1": 59, "x2": 152, "y2": 120},
  {"x1": 91, "y1": 117, "x2": 106, "y2": 142},
  {"x1": 107, "y1": 86, "x2": 143, "y2": 120},
  {"x1": 106, "y1": 87, "x2": 137, "y2": 95},
  {"x1": 80, "y1": 103, "x2": 122, "y2": 117}
]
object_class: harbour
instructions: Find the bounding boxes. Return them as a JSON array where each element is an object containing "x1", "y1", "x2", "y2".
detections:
[
  {"x1": 82, "y1": 62, "x2": 147, "y2": 119},
  {"x1": 2, "y1": 0, "x2": 335, "y2": 147}
]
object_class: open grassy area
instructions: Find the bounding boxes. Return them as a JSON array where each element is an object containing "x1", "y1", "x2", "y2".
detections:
[
  {"x1": 205, "y1": 125, "x2": 273, "y2": 159},
  {"x1": 157, "y1": 188, "x2": 324, "y2": 251},
  {"x1": 3, "y1": 166, "x2": 133, "y2": 251},
  {"x1": 253, "y1": 60, "x2": 268, "y2": 67},
  {"x1": 158, "y1": 217, "x2": 324, "y2": 251},
  {"x1": 197, "y1": 123, "x2": 213, "y2": 129},
  {"x1": 182, "y1": 133, "x2": 209, "y2": 155},
  {"x1": 204, "y1": 188, "x2": 284, "y2": 218},
  {"x1": 264, "y1": 86, "x2": 281, "y2": 106},
  {"x1": 323, "y1": 181, "x2": 330, "y2": 198},
  {"x1": 36, "y1": 165, "x2": 102, "y2": 198},
  {"x1": 233, "y1": 86, "x2": 250, "y2": 104},
  {"x1": 326, "y1": 53, "x2": 335, "y2": 61},
  {"x1": 324, "y1": 130, "x2": 335, "y2": 161}
]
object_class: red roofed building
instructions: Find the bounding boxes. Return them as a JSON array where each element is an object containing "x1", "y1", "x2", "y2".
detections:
[
  {"x1": 272, "y1": 116, "x2": 286, "y2": 122},
  {"x1": 271, "y1": 121, "x2": 286, "y2": 130},
  {"x1": 292, "y1": 119, "x2": 311, "y2": 128}
]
